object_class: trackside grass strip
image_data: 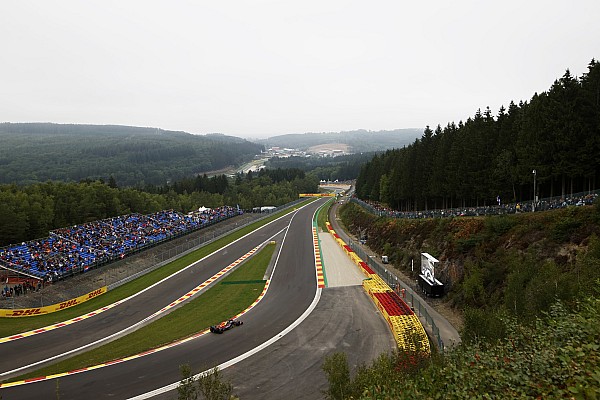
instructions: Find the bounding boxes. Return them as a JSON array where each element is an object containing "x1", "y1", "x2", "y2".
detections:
[
  {"x1": 9, "y1": 243, "x2": 276, "y2": 382},
  {"x1": 317, "y1": 198, "x2": 333, "y2": 232},
  {"x1": 0, "y1": 202, "x2": 311, "y2": 337}
]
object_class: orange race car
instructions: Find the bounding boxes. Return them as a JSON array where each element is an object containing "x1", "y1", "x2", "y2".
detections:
[{"x1": 209, "y1": 318, "x2": 243, "y2": 334}]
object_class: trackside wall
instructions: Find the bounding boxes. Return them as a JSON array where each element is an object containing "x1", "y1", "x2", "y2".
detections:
[{"x1": 0, "y1": 287, "x2": 107, "y2": 317}]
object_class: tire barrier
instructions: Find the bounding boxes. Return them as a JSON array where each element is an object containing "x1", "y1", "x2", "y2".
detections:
[{"x1": 325, "y1": 222, "x2": 430, "y2": 355}]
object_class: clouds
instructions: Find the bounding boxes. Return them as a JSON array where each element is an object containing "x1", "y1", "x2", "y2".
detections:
[{"x1": 1, "y1": 1, "x2": 599, "y2": 137}]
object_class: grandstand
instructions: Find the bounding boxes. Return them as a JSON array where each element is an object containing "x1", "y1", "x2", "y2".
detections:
[{"x1": 0, "y1": 206, "x2": 242, "y2": 283}]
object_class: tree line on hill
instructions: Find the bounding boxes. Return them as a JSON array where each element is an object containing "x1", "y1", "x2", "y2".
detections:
[
  {"x1": 356, "y1": 59, "x2": 600, "y2": 211},
  {"x1": 0, "y1": 168, "x2": 318, "y2": 247},
  {"x1": 0, "y1": 123, "x2": 263, "y2": 187},
  {"x1": 265, "y1": 152, "x2": 376, "y2": 182}
]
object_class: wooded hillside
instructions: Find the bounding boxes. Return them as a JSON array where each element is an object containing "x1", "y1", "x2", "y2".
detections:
[{"x1": 0, "y1": 123, "x2": 263, "y2": 186}]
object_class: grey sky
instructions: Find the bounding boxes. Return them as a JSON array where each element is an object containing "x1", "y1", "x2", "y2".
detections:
[{"x1": 1, "y1": 1, "x2": 598, "y2": 138}]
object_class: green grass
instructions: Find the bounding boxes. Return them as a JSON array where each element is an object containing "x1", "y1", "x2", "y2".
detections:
[
  {"x1": 10, "y1": 243, "x2": 277, "y2": 382},
  {"x1": 317, "y1": 198, "x2": 333, "y2": 232},
  {"x1": 0, "y1": 201, "x2": 312, "y2": 337}
]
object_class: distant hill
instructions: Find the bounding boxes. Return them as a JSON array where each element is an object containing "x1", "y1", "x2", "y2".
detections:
[
  {"x1": 257, "y1": 129, "x2": 423, "y2": 152},
  {"x1": 0, "y1": 123, "x2": 263, "y2": 186}
]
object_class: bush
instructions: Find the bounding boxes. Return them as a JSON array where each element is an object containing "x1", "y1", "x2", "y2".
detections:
[
  {"x1": 484, "y1": 215, "x2": 517, "y2": 236},
  {"x1": 176, "y1": 365, "x2": 235, "y2": 400},
  {"x1": 322, "y1": 352, "x2": 351, "y2": 400},
  {"x1": 552, "y1": 217, "x2": 582, "y2": 242},
  {"x1": 177, "y1": 364, "x2": 198, "y2": 400},
  {"x1": 197, "y1": 367, "x2": 234, "y2": 400},
  {"x1": 461, "y1": 307, "x2": 507, "y2": 344}
]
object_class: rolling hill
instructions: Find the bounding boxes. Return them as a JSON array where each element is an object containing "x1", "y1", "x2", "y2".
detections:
[{"x1": 0, "y1": 123, "x2": 263, "y2": 187}]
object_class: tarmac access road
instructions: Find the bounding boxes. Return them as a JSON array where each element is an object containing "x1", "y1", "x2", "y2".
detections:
[{"x1": 318, "y1": 231, "x2": 365, "y2": 287}]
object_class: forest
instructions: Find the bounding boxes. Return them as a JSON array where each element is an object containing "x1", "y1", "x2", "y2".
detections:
[
  {"x1": 0, "y1": 169, "x2": 318, "y2": 247},
  {"x1": 355, "y1": 59, "x2": 600, "y2": 211},
  {"x1": 0, "y1": 123, "x2": 263, "y2": 187}
]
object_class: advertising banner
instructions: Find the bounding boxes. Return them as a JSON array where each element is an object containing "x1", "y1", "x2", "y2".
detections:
[{"x1": 0, "y1": 286, "x2": 107, "y2": 317}]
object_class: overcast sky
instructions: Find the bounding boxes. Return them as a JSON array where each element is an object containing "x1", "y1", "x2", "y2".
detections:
[{"x1": 1, "y1": 1, "x2": 599, "y2": 138}]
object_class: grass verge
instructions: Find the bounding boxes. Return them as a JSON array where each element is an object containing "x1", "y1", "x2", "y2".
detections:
[
  {"x1": 0, "y1": 201, "x2": 312, "y2": 337},
  {"x1": 9, "y1": 243, "x2": 276, "y2": 382},
  {"x1": 317, "y1": 199, "x2": 333, "y2": 232}
]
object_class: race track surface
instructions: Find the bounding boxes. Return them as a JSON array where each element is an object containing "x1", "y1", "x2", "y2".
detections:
[
  {"x1": 2, "y1": 198, "x2": 397, "y2": 399},
  {"x1": 1, "y1": 200, "x2": 322, "y2": 399},
  {"x1": 217, "y1": 286, "x2": 395, "y2": 400}
]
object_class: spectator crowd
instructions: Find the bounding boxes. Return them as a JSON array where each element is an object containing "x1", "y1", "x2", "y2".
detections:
[
  {"x1": 2, "y1": 280, "x2": 40, "y2": 299},
  {"x1": 352, "y1": 191, "x2": 599, "y2": 220},
  {"x1": 0, "y1": 206, "x2": 242, "y2": 282}
]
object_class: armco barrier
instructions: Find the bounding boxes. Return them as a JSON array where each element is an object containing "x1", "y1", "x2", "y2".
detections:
[
  {"x1": 326, "y1": 221, "x2": 430, "y2": 354},
  {"x1": 0, "y1": 287, "x2": 107, "y2": 317}
]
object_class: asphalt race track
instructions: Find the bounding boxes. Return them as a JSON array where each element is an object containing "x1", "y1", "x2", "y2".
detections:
[
  {"x1": 0, "y1": 211, "x2": 296, "y2": 377},
  {"x1": 1, "y1": 199, "x2": 324, "y2": 399},
  {"x1": 217, "y1": 286, "x2": 395, "y2": 400},
  {"x1": 2, "y1": 197, "x2": 397, "y2": 399}
]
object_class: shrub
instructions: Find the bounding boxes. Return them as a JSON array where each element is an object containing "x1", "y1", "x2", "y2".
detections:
[
  {"x1": 484, "y1": 214, "x2": 517, "y2": 236},
  {"x1": 322, "y1": 352, "x2": 351, "y2": 400}
]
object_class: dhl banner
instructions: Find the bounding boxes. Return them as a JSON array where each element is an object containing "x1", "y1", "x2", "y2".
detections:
[
  {"x1": 299, "y1": 193, "x2": 335, "y2": 197},
  {"x1": 0, "y1": 286, "x2": 107, "y2": 317}
]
